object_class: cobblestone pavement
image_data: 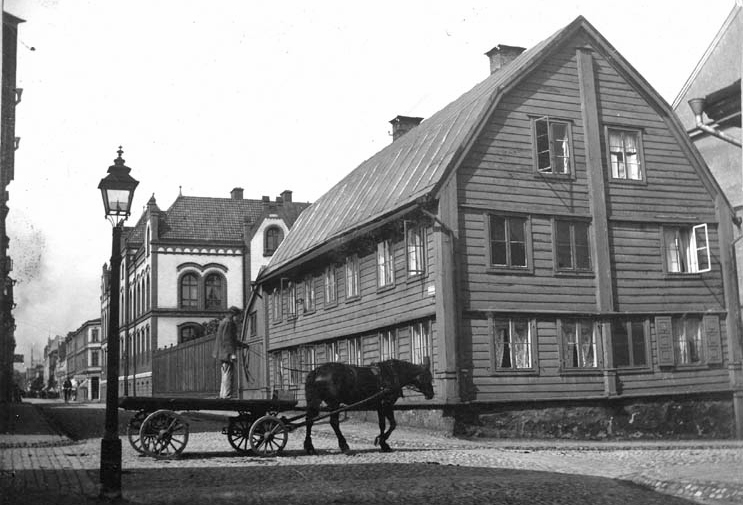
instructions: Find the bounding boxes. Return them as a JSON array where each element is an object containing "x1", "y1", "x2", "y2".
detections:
[{"x1": 2, "y1": 410, "x2": 743, "y2": 505}]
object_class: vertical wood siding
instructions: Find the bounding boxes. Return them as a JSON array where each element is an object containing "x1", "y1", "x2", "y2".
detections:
[{"x1": 152, "y1": 335, "x2": 219, "y2": 396}]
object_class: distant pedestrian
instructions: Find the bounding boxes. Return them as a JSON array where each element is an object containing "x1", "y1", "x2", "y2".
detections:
[
  {"x1": 62, "y1": 378, "x2": 72, "y2": 403},
  {"x1": 212, "y1": 306, "x2": 247, "y2": 399}
]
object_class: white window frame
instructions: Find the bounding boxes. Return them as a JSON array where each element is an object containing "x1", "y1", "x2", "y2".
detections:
[
  {"x1": 380, "y1": 329, "x2": 397, "y2": 361},
  {"x1": 377, "y1": 239, "x2": 395, "y2": 288},
  {"x1": 663, "y1": 224, "x2": 711, "y2": 274},
  {"x1": 405, "y1": 223, "x2": 426, "y2": 277},
  {"x1": 672, "y1": 316, "x2": 703, "y2": 365},
  {"x1": 303, "y1": 275, "x2": 315, "y2": 313},
  {"x1": 345, "y1": 255, "x2": 360, "y2": 299},
  {"x1": 411, "y1": 320, "x2": 432, "y2": 365},
  {"x1": 324, "y1": 265, "x2": 337, "y2": 305},
  {"x1": 286, "y1": 281, "x2": 297, "y2": 318},
  {"x1": 325, "y1": 341, "x2": 340, "y2": 363},
  {"x1": 533, "y1": 117, "x2": 572, "y2": 175},
  {"x1": 347, "y1": 337, "x2": 362, "y2": 366},
  {"x1": 493, "y1": 318, "x2": 533, "y2": 370},
  {"x1": 560, "y1": 319, "x2": 599, "y2": 369},
  {"x1": 607, "y1": 128, "x2": 643, "y2": 181}
]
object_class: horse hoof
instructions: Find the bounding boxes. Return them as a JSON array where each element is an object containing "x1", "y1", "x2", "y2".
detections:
[
  {"x1": 373, "y1": 436, "x2": 380, "y2": 446},
  {"x1": 380, "y1": 445, "x2": 393, "y2": 453},
  {"x1": 340, "y1": 444, "x2": 350, "y2": 453}
]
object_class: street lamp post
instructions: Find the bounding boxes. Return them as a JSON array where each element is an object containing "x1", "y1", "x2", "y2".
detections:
[{"x1": 98, "y1": 147, "x2": 138, "y2": 500}]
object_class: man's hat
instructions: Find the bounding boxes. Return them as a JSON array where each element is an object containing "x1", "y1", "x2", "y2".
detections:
[{"x1": 229, "y1": 306, "x2": 242, "y2": 315}]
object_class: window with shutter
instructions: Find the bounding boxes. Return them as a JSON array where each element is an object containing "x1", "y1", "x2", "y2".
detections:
[
  {"x1": 703, "y1": 315, "x2": 723, "y2": 365},
  {"x1": 655, "y1": 316, "x2": 674, "y2": 367}
]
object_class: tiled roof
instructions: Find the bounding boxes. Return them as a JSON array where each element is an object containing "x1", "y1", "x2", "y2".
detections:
[
  {"x1": 260, "y1": 18, "x2": 571, "y2": 279},
  {"x1": 157, "y1": 196, "x2": 309, "y2": 243}
]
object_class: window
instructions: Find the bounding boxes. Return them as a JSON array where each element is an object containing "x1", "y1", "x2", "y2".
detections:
[
  {"x1": 288, "y1": 349, "x2": 301, "y2": 387},
  {"x1": 302, "y1": 346, "x2": 317, "y2": 375},
  {"x1": 179, "y1": 324, "x2": 201, "y2": 344},
  {"x1": 91, "y1": 350, "x2": 100, "y2": 367},
  {"x1": 406, "y1": 223, "x2": 426, "y2": 276},
  {"x1": 561, "y1": 319, "x2": 598, "y2": 369},
  {"x1": 347, "y1": 337, "x2": 362, "y2": 366},
  {"x1": 488, "y1": 215, "x2": 529, "y2": 269},
  {"x1": 248, "y1": 312, "x2": 257, "y2": 337},
  {"x1": 146, "y1": 226, "x2": 151, "y2": 256},
  {"x1": 204, "y1": 273, "x2": 224, "y2": 309},
  {"x1": 673, "y1": 316, "x2": 703, "y2": 365},
  {"x1": 611, "y1": 319, "x2": 648, "y2": 368},
  {"x1": 271, "y1": 288, "x2": 282, "y2": 322},
  {"x1": 345, "y1": 255, "x2": 360, "y2": 299},
  {"x1": 304, "y1": 275, "x2": 316, "y2": 312},
  {"x1": 272, "y1": 352, "x2": 284, "y2": 390},
  {"x1": 264, "y1": 226, "x2": 284, "y2": 255},
  {"x1": 380, "y1": 330, "x2": 397, "y2": 360},
  {"x1": 377, "y1": 239, "x2": 395, "y2": 287},
  {"x1": 492, "y1": 318, "x2": 534, "y2": 370},
  {"x1": 91, "y1": 329, "x2": 99, "y2": 343},
  {"x1": 180, "y1": 273, "x2": 199, "y2": 308},
  {"x1": 608, "y1": 128, "x2": 642, "y2": 181},
  {"x1": 411, "y1": 320, "x2": 432, "y2": 365},
  {"x1": 324, "y1": 266, "x2": 337, "y2": 305},
  {"x1": 286, "y1": 281, "x2": 297, "y2": 318},
  {"x1": 663, "y1": 224, "x2": 711, "y2": 274},
  {"x1": 325, "y1": 341, "x2": 340, "y2": 363},
  {"x1": 555, "y1": 220, "x2": 591, "y2": 272},
  {"x1": 534, "y1": 117, "x2": 572, "y2": 175}
]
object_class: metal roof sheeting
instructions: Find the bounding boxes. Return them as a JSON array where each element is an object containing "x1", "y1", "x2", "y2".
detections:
[{"x1": 261, "y1": 19, "x2": 570, "y2": 279}]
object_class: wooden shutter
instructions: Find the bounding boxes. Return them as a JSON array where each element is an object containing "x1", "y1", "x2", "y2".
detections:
[
  {"x1": 530, "y1": 319, "x2": 539, "y2": 371},
  {"x1": 703, "y1": 315, "x2": 723, "y2": 365},
  {"x1": 654, "y1": 316, "x2": 674, "y2": 367}
]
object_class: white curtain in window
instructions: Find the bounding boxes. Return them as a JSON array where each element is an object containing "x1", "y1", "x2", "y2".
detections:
[
  {"x1": 609, "y1": 131, "x2": 625, "y2": 178},
  {"x1": 512, "y1": 320, "x2": 531, "y2": 368},
  {"x1": 624, "y1": 133, "x2": 640, "y2": 180}
]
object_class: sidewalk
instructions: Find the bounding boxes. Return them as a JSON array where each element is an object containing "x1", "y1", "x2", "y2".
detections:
[{"x1": 1, "y1": 399, "x2": 742, "y2": 504}]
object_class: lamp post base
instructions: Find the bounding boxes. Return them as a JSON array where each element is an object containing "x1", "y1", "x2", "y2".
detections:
[{"x1": 99, "y1": 437, "x2": 122, "y2": 500}]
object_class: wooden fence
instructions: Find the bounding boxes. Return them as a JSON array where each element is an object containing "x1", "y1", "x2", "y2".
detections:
[{"x1": 152, "y1": 335, "x2": 219, "y2": 397}]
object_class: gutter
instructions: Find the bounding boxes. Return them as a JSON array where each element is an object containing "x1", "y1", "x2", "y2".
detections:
[{"x1": 688, "y1": 98, "x2": 742, "y2": 148}]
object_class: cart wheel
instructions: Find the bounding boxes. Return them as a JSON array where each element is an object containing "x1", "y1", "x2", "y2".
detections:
[
  {"x1": 139, "y1": 409, "x2": 189, "y2": 459},
  {"x1": 127, "y1": 410, "x2": 149, "y2": 454},
  {"x1": 227, "y1": 416, "x2": 254, "y2": 454},
  {"x1": 249, "y1": 415, "x2": 288, "y2": 456}
]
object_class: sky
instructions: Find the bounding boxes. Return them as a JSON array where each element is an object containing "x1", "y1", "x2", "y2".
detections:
[{"x1": 4, "y1": 0, "x2": 738, "y2": 367}]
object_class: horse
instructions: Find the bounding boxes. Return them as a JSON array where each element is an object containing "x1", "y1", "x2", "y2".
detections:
[{"x1": 303, "y1": 358, "x2": 434, "y2": 455}]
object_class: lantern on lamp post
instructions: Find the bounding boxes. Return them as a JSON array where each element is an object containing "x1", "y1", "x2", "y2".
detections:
[{"x1": 98, "y1": 147, "x2": 138, "y2": 500}]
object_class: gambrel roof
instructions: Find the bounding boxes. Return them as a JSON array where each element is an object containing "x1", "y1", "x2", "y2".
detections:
[{"x1": 259, "y1": 15, "x2": 733, "y2": 281}]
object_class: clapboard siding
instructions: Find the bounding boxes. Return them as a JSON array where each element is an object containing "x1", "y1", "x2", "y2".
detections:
[
  {"x1": 609, "y1": 222, "x2": 725, "y2": 311},
  {"x1": 268, "y1": 224, "x2": 436, "y2": 349},
  {"x1": 461, "y1": 212, "x2": 597, "y2": 312},
  {"x1": 463, "y1": 312, "x2": 730, "y2": 403}
]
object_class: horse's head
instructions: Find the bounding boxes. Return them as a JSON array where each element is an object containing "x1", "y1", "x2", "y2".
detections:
[{"x1": 410, "y1": 358, "x2": 434, "y2": 400}]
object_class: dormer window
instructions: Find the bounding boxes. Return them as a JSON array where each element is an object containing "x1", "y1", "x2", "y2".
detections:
[{"x1": 265, "y1": 226, "x2": 284, "y2": 255}]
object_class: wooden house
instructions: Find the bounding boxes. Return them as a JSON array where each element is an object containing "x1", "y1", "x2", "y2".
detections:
[{"x1": 245, "y1": 16, "x2": 743, "y2": 438}]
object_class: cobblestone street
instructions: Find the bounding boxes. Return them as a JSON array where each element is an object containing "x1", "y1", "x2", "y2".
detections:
[{"x1": 2, "y1": 406, "x2": 743, "y2": 505}]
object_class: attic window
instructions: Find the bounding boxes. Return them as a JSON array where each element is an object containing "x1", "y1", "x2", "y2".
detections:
[
  {"x1": 264, "y1": 226, "x2": 284, "y2": 256},
  {"x1": 533, "y1": 117, "x2": 572, "y2": 175}
]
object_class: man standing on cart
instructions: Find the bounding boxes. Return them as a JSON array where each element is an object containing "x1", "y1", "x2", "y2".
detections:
[{"x1": 213, "y1": 306, "x2": 247, "y2": 399}]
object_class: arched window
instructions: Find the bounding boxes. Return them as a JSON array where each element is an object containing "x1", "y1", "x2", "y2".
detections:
[
  {"x1": 264, "y1": 226, "x2": 284, "y2": 255},
  {"x1": 146, "y1": 226, "x2": 151, "y2": 256},
  {"x1": 180, "y1": 273, "x2": 199, "y2": 308},
  {"x1": 179, "y1": 323, "x2": 202, "y2": 344},
  {"x1": 205, "y1": 273, "x2": 225, "y2": 309},
  {"x1": 146, "y1": 273, "x2": 150, "y2": 310}
]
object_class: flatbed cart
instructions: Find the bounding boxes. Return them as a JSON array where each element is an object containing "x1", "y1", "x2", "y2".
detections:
[
  {"x1": 119, "y1": 389, "x2": 394, "y2": 459},
  {"x1": 119, "y1": 396, "x2": 298, "y2": 459}
]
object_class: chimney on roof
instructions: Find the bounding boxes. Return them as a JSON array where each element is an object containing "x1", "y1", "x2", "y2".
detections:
[
  {"x1": 485, "y1": 45, "x2": 526, "y2": 75},
  {"x1": 276, "y1": 196, "x2": 283, "y2": 204},
  {"x1": 390, "y1": 115, "x2": 424, "y2": 142},
  {"x1": 231, "y1": 187, "x2": 244, "y2": 200},
  {"x1": 280, "y1": 190, "x2": 292, "y2": 203}
]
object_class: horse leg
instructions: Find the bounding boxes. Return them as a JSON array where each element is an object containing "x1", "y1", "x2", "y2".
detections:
[
  {"x1": 374, "y1": 407, "x2": 386, "y2": 447},
  {"x1": 377, "y1": 406, "x2": 396, "y2": 453},
  {"x1": 328, "y1": 404, "x2": 349, "y2": 453},
  {"x1": 303, "y1": 399, "x2": 320, "y2": 455}
]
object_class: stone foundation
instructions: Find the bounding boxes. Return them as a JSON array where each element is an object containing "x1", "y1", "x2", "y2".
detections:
[{"x1": 454, "y1": 395, "x2": 735, "y2": 440}]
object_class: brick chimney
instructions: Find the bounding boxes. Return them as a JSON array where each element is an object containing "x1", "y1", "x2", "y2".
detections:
[
  {"x1": 485, "y1": 45, "x2": 526, "y2": 75},
  {"x1": 280, "y1": 190, "x2": 293, "y2": 203},
  {"x1": 390, "y1": 115, "x2": 424, "y2": 142},
  {"x1": 230, "y1": 187, "x2": 244, "y2": 200}
]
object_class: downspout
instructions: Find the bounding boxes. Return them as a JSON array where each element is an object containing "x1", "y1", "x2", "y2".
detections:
[{"x1": 688, "y1": 98, "x2": 742, "y2": 148}]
